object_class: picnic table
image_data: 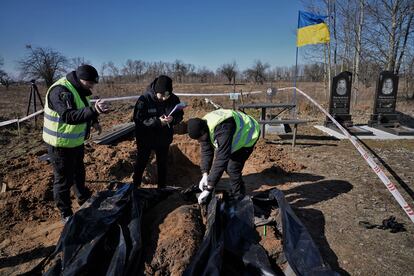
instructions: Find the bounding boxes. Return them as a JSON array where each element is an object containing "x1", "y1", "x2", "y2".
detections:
[{"x1": 238, "y1": 103, "x2": 308, "y2": 146}]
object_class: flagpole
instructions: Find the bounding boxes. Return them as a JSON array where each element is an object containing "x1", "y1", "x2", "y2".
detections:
[
  {"x1": 293, "y1": 47, "x2": 298, "y2": 117},
  {"x1": 293, "y1": 11, "x2": 300, "y2": 118}
]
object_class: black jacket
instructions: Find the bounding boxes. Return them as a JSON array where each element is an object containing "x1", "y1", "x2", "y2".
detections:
[
  {"x1": 199, "y1": 117, "x2": 236, "y2": 186},
  {"x1": 47, "y1": 71, "x2": 99, "y2": 139},
  {"x1": 133, "y1": 82, "x2": 183, "y2": 147}
]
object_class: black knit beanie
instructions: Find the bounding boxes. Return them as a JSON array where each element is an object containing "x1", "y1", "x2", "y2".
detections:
[
  {"x1": 76, "y1": 65, "x2": 99, "y2": 83},
  {"x1": 187, "y1": 118, "x2": 208, "y2": 139},
  {"x1": 154, "y1": 75, "x2": 173, "y2": 94}
]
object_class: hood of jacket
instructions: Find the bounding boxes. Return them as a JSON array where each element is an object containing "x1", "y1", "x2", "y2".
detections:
[{"x1": 144, "y1": 79, "x2": 160, "y2": 101}]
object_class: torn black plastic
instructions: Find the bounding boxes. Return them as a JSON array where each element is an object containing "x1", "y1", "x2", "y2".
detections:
[
  {"x1": 25, "y1": 184, "x2": 171, "y2": 276},
  {"x1": 185, "y1": 189, "x2": 339, "y2": 276}
]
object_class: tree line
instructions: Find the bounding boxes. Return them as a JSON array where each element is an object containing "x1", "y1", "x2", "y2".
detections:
[
  {"x1": 0, "y1": 46, "x2": 373, "y2": 89},
  {"x1": 1, "y1": 46, "x2": 301, "y2": 88}
]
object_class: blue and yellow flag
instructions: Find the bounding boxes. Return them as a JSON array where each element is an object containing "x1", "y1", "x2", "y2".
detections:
[{"x1": 297, "y1": 11, "x2": 330, "y2": 47}]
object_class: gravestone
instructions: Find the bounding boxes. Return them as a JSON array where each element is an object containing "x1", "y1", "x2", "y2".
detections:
[
  {"x1": 325, "y1": 71, "x2": 353, "y2": 127},
  {"x1": 368, "y1": 71, "x2": 399, "y2": 126},
  {"x1": 325, "y1": 71, "x2": 372, "y2": 135},
  {"x1": 368, "y1": 71, "x2": 414, "y2": 135}
]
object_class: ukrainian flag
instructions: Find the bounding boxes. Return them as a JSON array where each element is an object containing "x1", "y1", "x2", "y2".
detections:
[{"x1": 297, "y1": 11, "x2": 330, "y2": 47}]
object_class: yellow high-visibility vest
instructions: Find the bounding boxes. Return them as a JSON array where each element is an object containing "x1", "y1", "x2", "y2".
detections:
[
  {"x1": 43, "y1": 77, "x2": 90, "y2": 148},
  {"x1": 203, "y1": 109, "x2": 260, "y2": 153}
]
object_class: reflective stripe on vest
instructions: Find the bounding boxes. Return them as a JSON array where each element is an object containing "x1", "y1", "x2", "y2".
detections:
[
  {"x1": 42, "y1": 77, "x2": 89, "y2": 148},
  {"x1": 203, "y1": 109, "x2": 260, "y2": 153}
]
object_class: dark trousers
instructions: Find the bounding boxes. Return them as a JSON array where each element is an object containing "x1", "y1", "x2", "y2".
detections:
[
  {"x1": 226, "y1": 146, "x2": 255, "y2": 197},
  {"x1": 48, "y1": 145, "x2": 91, "y2": 217},
  {"x1": 133, "y1": 144, "x2": 169, "y2": 188}
]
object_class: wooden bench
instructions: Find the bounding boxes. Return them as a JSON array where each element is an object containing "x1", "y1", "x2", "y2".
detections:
[
  {"x1": 258, "y1": 119, "x2": 309, "y2": 147},
  {"x1": 238, "y1": 103, "x2": 308, "y2": 146}
]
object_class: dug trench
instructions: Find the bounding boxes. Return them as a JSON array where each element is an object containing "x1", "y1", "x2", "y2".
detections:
[
  {"x1": 0, "y1": 129, "x2": 303, "y2": 275},
  {"x1": 134, "y1": 135, "x2": 295, "y2": 275}
]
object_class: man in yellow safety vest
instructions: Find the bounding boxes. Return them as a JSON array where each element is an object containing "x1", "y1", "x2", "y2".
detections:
[
  {"x1": 187, "y1": 109, "x2": 260, "y2": 204},
  {"x1": 43, "y1": 64, "x2": 110, "y2": 223}
]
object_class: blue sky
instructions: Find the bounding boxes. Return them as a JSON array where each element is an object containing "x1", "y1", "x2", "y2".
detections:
[{"x1": 1, "y1": 0, "x2": 307, "y2": 76}]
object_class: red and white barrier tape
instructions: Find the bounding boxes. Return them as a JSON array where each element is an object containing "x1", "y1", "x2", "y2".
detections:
[
  {"x1": 19, "y1": 110, "x2": 44, "y2": 122},
  {"x1": 1, "y1": 91, "x2": 265, "y2": 127},
  {"x1": 0, "y1": 118, "x2": 19, "y2": 127},
  {"x1": 282, "y1": 86, "x2": 414, "y2": 223},
  {"x1": 89, "y1": 90, "x2": 264, "y2": 102},
  {"x1": 0, "y1": 110, "x2": 44, "y2": 127}
]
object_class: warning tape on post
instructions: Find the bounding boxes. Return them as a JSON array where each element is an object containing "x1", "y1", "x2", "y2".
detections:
[
  {"x1": 0, "y1": 91, "x2": 264, "y2": 127},
  {"x1": 283, "y1": 86, "x2": 414, "y2": 223},
  {"x1": 0, "y1": 118, "x2": 19, "y2": 127},
  {"x1": 0, "y1": 110, "x2": 44, "y2": 127}
]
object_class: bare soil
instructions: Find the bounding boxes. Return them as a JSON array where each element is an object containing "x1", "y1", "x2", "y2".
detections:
[{"x1": 0, "y1": 83, "x2": 413, "y2": 275}]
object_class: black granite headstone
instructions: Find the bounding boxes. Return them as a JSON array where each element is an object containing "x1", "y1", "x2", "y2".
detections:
[
  {"x1": 368, "y1": 71, "x2": 414, "y2": 135},
  {"x1": 368, "y1": 71, "x2": 399, "y2": 127},
  {"x1": 325, "y1": 71, "x2": 373, "y2": 135},
  {"x1": 325, "y1": 71, "x2": 353, "y2": 127}
]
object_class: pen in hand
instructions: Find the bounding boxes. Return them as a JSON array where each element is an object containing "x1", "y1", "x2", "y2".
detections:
[{"x1": 161, "y1": 115, "x2": 172, "y2": 128}]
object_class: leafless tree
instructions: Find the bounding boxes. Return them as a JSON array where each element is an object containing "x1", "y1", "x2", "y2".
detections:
[
  {"x1": 244, "y1": 60, "x2": 270, "y2": 84},
  {"x1": 172, "y1": 60, "x2": 190, "y2": 83},
  {"x1": 334, "y1": 0, "x2": 365, "y2": 102},
  {"x1": 197, "y1": 67, "x2": 215, "y2": 83},
  {"x1": 218, "y1": 62, "x2": 238, "y2": 83},
  {"x1": 145, "y1": 61, "x2": 169, "y2": 80},
  {"x1": 365, "y1": 0, "x2": 414, "y2": 73},
  {"x1": 69, "y1": 57, "x2": 90, "y2": 70},
  {"x1": 0, "y1": 71, "x2": 11, "y2": 89},
  {"x1": 18, "y1": 45, "x2": 68, "y2": 87},
  {"x1": 0, "y1": 57, "x2": 9, "y2": 88},
  {"x1": 273, "y1": 66, "x2": 296, "y2": 81},
  {"x1": 121, "y1": 59, "x2": 147, "y2": 82},
  {"x1": 350, "y1": 0, "x2": 365, "y2": 105},
  {"x1": 100, "y1": 62, "x2": 109, "y2": 83},
  {"x1": 106, "y1": 61, "x2": 120, "y2": 79},
  {"x1": 304, "y1": 63, "x2": 325, "y2": 81},
  {"x1": 401, "y1": 49, "x2": 414, "y2": 99}
]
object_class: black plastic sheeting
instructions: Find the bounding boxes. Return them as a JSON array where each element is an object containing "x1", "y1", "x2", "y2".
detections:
[
  {"x1": 27, "y1": 185, "x2": 338, "y2": 276},
  {"x1": 26, "y1": 184, "x2": 172, "y2": 276},
  {"x1": 184, "y1": 195, "x2": 276, "y2": 276},
  {"x1": 184, "y1": 189, "x2": 339, "y2": 276},
  {"x1": 269, "y1": 189, "x2": 339, "y2": 276}
]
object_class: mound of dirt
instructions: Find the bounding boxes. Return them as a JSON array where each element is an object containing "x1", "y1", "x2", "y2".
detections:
[{"x1": 141, "y1": 193, "x2": 204, "y2": 275}]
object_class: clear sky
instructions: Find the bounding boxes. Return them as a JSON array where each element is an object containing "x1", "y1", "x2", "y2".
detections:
[{"x1": 1, "y1": 0, "x2": 307, "y2": 76}]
